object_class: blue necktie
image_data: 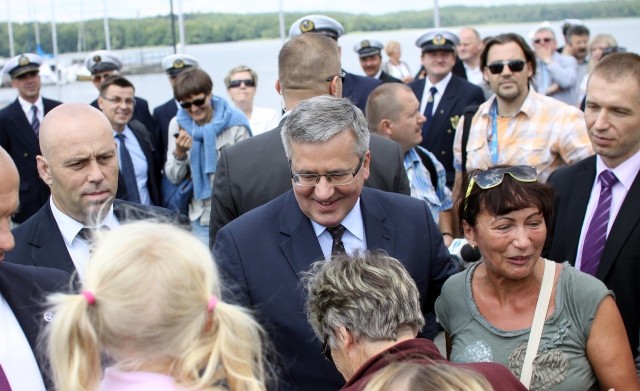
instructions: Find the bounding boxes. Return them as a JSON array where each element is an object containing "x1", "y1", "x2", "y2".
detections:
[
  {"x1": 115, "y1": 133, "x2": 141, "y2": 203},
  {"x1": 422, "y1": 86, "x2": 438, "y2": 138},
  {"x1": 30, "y1": 105, "x2": 39, "y2": 136}
]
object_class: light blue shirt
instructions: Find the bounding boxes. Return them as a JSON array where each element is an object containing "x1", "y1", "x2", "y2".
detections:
[
  {"x1": 311, "y1": 198, "x2": 367, "y2": 260},
  {"x1": 114, "y1": 125, "x2": 151, "y2": 205}
]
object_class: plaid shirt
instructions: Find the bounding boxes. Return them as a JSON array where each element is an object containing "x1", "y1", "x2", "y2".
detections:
[
  {"x1": 404, "y1": 146, "x2": 453, "y2": 224},
  {"x1": 453, "y1": 89, "x2": 593, "y2": 181}
]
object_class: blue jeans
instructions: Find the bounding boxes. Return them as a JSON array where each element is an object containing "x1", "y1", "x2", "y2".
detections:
[{"x1": 190, "y1": 221, "x2": 210, "y2": 247}]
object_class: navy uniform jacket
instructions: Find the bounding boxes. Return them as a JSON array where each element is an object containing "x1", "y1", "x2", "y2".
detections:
[
  {"x1": 343, "y1": 71, "x2": 382, "y2": 112},
  {"x1": 115, "y1": 120, "x2": 162, "y2": 205},
  {"x1": 0, "y1": 97, "x2": 62, "y2": 223},
  {"x1": 379, "y1": 70, "x2": 402, "y2": 84},
  {"x1": 214, "y1": 188, "x2": 453, "y2": 391},
  {"x1": 545, "y1": 155, "x2": 640, "y2": 352},
  {"x1": 409, "y1": 75, "x2": 485, "y2": 187},
  {"x1": 0, "y1": 262, "x2": 71, "y2": 390},
  {"x1": 152, "y1": 98, "x2": 178, "y2": 165}
]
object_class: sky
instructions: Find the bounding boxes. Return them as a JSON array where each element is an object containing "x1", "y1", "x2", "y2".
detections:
[{"x1": 3, "y1": 0, "x2": 589, "y2": 23}]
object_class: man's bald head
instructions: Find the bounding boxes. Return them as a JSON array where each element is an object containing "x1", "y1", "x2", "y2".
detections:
[{"x1": 0, "y1": 147, "x2": 19, "y2": 260}]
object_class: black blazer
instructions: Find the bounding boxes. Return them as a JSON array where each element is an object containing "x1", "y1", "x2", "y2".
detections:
[
  {"x1": 152, "y1": 98, "x2": 178, "y2": 165},
  {"x1": 115, "y1": 120, "x2": 162, "y2": 206},
  {"x1": 0, "y1": 97, "x2": 62, "y2": 223},
  {"x1": 408, "y1": 75, "x2": 485, "y2": 187},
  {"x1": 379, "y1": 70, "x2": 402, "y2": 84},
  {"x1": 343, "y1": 71, "x2": 382, "y2": 112},
  {"x1": 545, "y1": 155, "x2": 640, "y2": 352},
  {"x1": 209, "y1": 122, "x2": 411, "y2": 247},
  {"x1": 5, "y1": 200, "x2": 178, "y2": 275},
  {"x1": 0, "y1": 262, "x2": 71, "y2": 389}
]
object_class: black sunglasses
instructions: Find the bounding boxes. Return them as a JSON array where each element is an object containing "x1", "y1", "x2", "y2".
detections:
[
  {"x1": 228, "y1": 79, "x2": 255, "y2": 88},
  {"x1": 534, "y1": 37, "x2": 553, "y2": 45},
  {"x1": 321, "y1": 335, "x2": 333, "y2": 362},
  {"x1": 486, "y1": 60, "x2": 526, "y2": 75},
  {"x1": 179, "y1": 97, "x2": 207, "y2": 109}
]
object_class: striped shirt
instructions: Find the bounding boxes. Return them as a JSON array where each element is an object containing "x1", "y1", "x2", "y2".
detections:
[{"x1": 404, "y1": 146, "x2": 453, "y2": 223}]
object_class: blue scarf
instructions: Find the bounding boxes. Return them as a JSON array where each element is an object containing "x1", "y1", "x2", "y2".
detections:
[{"x1": 177, "y1": 95, "x2": 250, "y2": 200}]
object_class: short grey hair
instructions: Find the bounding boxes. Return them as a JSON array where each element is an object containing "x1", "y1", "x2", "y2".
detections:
[
  {"x1": 303, "y1": 251, "x2": 425, "y2": 345},
  {"x1": 281, "y1": 96, "x2": 370, "y2": 159},
  {"x1": 224, "y1": 65, "x2": 258, "y2": 89}
]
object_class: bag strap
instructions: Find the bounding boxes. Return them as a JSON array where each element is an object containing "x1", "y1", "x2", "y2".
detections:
[
  {"x1": 415, "y1": 147, "x2": 439, "y2": 190},
  {"x1": 520, "y1": 259, "x2": 556, "y2": 388},
  {"x1": 460, "y1": 104, "x2": 479, "y2": 178}
]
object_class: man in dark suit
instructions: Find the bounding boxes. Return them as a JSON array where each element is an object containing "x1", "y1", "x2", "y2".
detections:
[
  {"x1": 545, "y1": 53, "x2": 640, "y2": 357},
  {"x1": 152, "y1": 53, "x2": 199, "y2": 164},
  {"x1": 409, "y1": 30, "x2": 485, "y2": 187},
  {"x1": 85, "y1": 50, "x2": 160, "y2": 155},
  {"x1": 288, "y1": 14, "x2": 382, "y2": 112},
  {"x1": 0, "y1": 145, "x2": 71, "y2": 390},
  {"x1": 0, "y1": 53, "x2": 62, "y2": 224},
  {"x1": 97, "y1": 76, "x2": 161, "y2": 205},
  {"x1": 353, "y1": 39, "x2": 402, "y2": 84},
  {"x1": 209, "y1": 33, "x2": 410, "y2": 246},
  {"x1": 214, "y1": 96, "x2": 453, "y2": 391},
  {"x1": 5, "y1": 103, "x2": 173, "y2": 281}
]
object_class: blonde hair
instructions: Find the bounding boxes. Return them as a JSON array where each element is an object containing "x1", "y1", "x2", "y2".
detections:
[
  {"x1": 47, "y1": 222, "x2": 267, "y2": 391},
  {"x1": 363, "y1": 362, "x2": 494, "y2": 391},
  {"x1": 384, "y1": 40, "x2": 401, "y2": 57}
]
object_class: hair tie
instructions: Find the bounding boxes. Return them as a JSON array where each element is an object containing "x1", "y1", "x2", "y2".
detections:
[
  {"x1": 208, "y1": 296, "x2": 218, "y2": 312},
  {"x1": 82, "y1": 290, "x2": 96, "y2": 305}
]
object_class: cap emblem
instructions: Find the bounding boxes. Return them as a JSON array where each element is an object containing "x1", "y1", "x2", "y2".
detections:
[
  {"x1": 93, "y1": 55, "x2": 102, "y2": 63},
  {"x1": 173, "y1": 59, "x2": 185, "y2": 69},
  {"x1": 18, "y1": 55, "x2": 29, "y2": 66},
  {"x1": 361, "y1": 40, "x2": 370, "y2": 48},
  {"x1": 300, "y1": 19, "x2": 315, "y2": 33},
  {"x1": 433, "y1": 34, "x2": 446, "y2": 45}
]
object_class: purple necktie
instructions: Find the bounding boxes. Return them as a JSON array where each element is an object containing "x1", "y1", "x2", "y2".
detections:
[
  {"x1": 581, "y1": 170, "x2": 618, "y2": 276},
  {"x1": 0, "y1": 363, "x2": 12, "y2": 391}
]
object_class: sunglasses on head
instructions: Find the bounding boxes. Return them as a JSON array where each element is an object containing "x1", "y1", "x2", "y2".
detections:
[
  {"x1": 179, "y1": 96, "x2": 207, "y2": 109},
  {"x1": 486, "y1": 60, "x2": 526, "y2": 75},
  {"x1": 321, "y1": 335, "x2": 333, "y2": 362},
  {"x1": 228, "y1": 79, "x2": 255, "y2": 88},
  {"x1": 464, "y1": 165, "x2": 538, "y2": 211},
  {"x1": 534, "y1": 37, "x2": 553, "y2": 45}
]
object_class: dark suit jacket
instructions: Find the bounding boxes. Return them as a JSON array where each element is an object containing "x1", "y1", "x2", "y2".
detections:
[
  {"x1": 115, "y1": 120, "x2": 162, "y2": 206},
  {"x1": 343, "y1": 71, "x2": 383, "y2": 112},
  {"x1": 0, "y1": 97, "x2": 62, "y2": 223},
  {"x1": 208, "y1": 122, "x2": 410, "y2": 246},
  {"x1": 452, "y1": 58, "x2": 468, "y2": 80},
  {"x1": 379, "y1": 70, "x2": 402, "y2": 84},
  {"x1": 152, "y1": 98, "x2": 178, "y2": 165},
  {"x1": 6, "y1": 200, "x2": 178, "y2": 275},
  {"x1": 545, "y1": 155, "x2": 640, "y2": 352},
  {"x1": 213, "y1": 188, "x2": 453, "y2": 391},
  {"x1": 409, "y1": 75, "x2": 485, "y2": 187},
  {"x1": 0, "y1": 262, "x2": 71, "y2": 390}
]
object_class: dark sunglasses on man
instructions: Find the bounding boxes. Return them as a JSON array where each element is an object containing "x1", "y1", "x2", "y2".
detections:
[
  {"x1": 533, "y1": 37, "x2": 553, "y2": 45},
  {"x1": 228, "y1": 79, "x2": 256, "y2": 88},
  {"x1": 486, "y1": 60, "x2": 526, "y2": 75}
]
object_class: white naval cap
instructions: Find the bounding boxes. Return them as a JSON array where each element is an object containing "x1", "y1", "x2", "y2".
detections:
[
  {"x1": 161, "y1": 54, "x2": 199, "y2": 77},
  {"x1": 353, "y1": 39, "x2": 384, "y2": 58},
  {"x1": 288, "y1": 15, "x2": 345, "y2": 40},
  {"x1": 415, "y1": 30, "x2": 459, "y2": 53},
  {"x1": 2, "y1": 53, "x2": 43, "y2": 78},
  {"x1": 84, "y1": 50, "x2": 123, "y2": 75}
]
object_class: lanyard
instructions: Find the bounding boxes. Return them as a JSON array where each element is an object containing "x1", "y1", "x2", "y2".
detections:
[{"x1": 489, "y1": 102, "x2": 499, "y2": 165}]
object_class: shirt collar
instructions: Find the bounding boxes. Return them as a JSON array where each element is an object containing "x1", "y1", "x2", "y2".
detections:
[
  {"x1": 596, "y1": 149, "x2": 640, "y2": 192},
  {"x1": 311, "y1": 198, "x2": 365, "y2": 242},
  {"x1": 49, "y1": 197, "x2": 118, "y2": 246},
  {"x1": 426, "y1": 72, "x2": 453, "y2": 94},
  {"x1": 17, "y1": 95, "x2": 43, "y2": 114}
]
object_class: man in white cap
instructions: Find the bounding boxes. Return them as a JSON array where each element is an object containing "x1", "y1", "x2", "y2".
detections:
[
  {"x1": 0, "y1": 53, "x2": 62, "y2": 224},
  {"x1": 289, "y1": 14, "x2": 382, "y2": 112},
  {"x1": 84, "y1": 50, "x2": 160, "y2": 156},
  {"x1": 153, "y1": 53, "x2": 199, "y2": 163},
  {"x1": 353, "y1": 39, "x2": 401, "y2": 83},
  {"x1": 408, "y1": 30, "x2": 485, "y2": 188}
]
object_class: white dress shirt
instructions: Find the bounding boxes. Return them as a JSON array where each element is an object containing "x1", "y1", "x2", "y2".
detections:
[
  {"x1": 312, "y1": 198, "x2": 367, "y2": 260},
  {"x1": 419, "y1": 72, "x2": 453, "y2": 116},
  {"x1": 17, "y1": 95, "x2": 44, "y2": 124}
]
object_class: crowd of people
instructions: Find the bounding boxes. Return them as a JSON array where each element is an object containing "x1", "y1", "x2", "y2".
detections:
[{"x1": 0, "y1": 13, "x2": 638, "y2": 391}]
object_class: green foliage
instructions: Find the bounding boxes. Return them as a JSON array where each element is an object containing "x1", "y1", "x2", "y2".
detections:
[{"x1": 0, "y1": 0, "x2": 637, "y2": 57}]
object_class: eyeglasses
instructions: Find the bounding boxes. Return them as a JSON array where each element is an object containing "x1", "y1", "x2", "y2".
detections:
[
  {"x1": 321, "y1": 335, "x2": 333, "y2": 362},
  {"x1": 290, "y1": 155, "x2": 365, "y2": 186},
  {"x1": 464, "y1": 165, "x2": 538, "y2": 211},
  {"x1": 325, "y1": 71, "x2": 346, "y2": 83},
  {"x1": 179, "y1": 96, "x2": 207, "y2": 109},
  {"x1": 486, "y1": 60, "x2": 526, "y2": 75},
  {"x1": 101, "y1": 96, "x2": 136, "y2": 106},
  {"x1": 533, "y1": 37, "x2": 553, "y2": 45},
  {"x1": 228, "y1": 79, "x2": 256, "y2": 88}
]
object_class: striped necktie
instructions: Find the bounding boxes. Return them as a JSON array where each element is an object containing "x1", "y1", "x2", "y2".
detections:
[{"x1": 30, "y1": 105, "x2": 40, "y2": 136}]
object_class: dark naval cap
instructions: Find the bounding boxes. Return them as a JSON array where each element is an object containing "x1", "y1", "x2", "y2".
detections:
[
  {"x1": 161, "y1": 54, "x2": 199, "y2": 77},
  {"x1": 2, "y1": 53, "x2": 43, "y2": 79},
  {"x1": 353, "y1": 40, "x2": 384, "y2": 58},
  {"x1": 289, "y1": 15, "x2": 345, "y2": 40},
  {"x1": 416, "y1": 30, "x2": 459, "y2": 53},
  {"x1": 84, "y1": 50, "x2": 123, "y2": 75}
]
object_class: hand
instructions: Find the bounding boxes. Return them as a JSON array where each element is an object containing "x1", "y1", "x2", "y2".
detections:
[
  {"x1": 534, "y1": 45, "x2": 553, "y2": 63},
  {"x1": 174, "y1": 128, "x2": 192, "y2": 159}
]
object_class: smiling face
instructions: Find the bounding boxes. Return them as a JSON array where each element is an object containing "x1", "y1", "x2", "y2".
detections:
[
  {"x1": 11, "y1": 71, "x2": 41, "y2": 103},
  {"x1": 290, "y1": 130, "x2": 370, "y2": 228},
  {"x1": 421, "y1": 50, "x2": 456, "y2": 83},
  {"x1": 585, "y1": 73, "x2": 640, "y2": 168},
  {"x1": 464, "y1": 206, "x2": 546, "y2": 281},
  {"x1": 359, "y1": 54, "x2": 382, "y2": 77},
  {"x1": 98, "y1": 84, "x2": 135, "y2": 132},
  {"x1": 227, "y1": 70, "x2": 256, "y2": 109},
  {"x1": 483, "y1": 42, "x2": 532, "y2": 103}
]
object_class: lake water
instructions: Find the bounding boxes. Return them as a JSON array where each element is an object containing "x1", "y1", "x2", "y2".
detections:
[{"x1": 1, "y1": 17, "x2": 638, "y2": 111}]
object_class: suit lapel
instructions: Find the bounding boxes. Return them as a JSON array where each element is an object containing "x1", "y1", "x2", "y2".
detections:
[
  {"x1": 8, "y1": 99, "x2": 40, "y2": 153},
  {"x1": 0, "y1": 267, "x2": 42, "y2": 353},
  {"x1": 28, "y1": 203, "x2": 76, "y2": 273},
  {"x1": 565, "y1": 159, "x2": 596, "y2": 261},
  {"x1": 424, "y1": 77, "x2": 458, "y2": 149},
  {"x1": 361, "y1": 188, "x2": 395, "y2": 255},
  {"x1": 598, "y1": 169, "x2": 640, "y2": 279}
]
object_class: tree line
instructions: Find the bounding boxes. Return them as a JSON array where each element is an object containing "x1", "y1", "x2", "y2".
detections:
[{"x1": 0, "y1": 0, "x2": 637, "y2": 57}]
